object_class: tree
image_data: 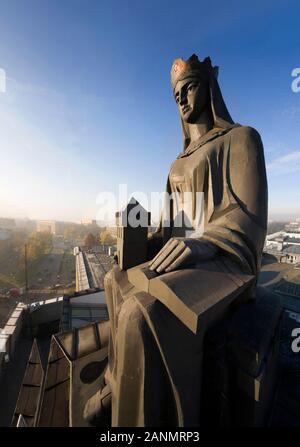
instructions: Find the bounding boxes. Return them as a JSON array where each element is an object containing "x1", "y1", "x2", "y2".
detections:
[
  {"x1": 84, "y1": 233, "x2": 96, "y2": 248},
  {"x1": 64, "y1": 224, "x2": 86, "y2": 241},
  {"x1": 99, "y1": 230, "x2": 116, "y2": 245},
  {"x1": 26, "y1": 231, "x2": 53, "y2": 262}
]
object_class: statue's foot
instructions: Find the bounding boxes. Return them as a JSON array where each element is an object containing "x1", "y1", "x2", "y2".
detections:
[{"x1": 83, "y1": 383, "x2": 111, "y2": 426}]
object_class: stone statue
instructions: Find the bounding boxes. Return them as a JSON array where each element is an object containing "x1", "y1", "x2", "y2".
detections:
[{"x1": 84, "y1": 54, "x2": 268, "y2": 427}]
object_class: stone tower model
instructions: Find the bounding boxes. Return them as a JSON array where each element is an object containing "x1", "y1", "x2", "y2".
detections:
[{"x1": 115, "y1": 197, "x2": 151, "y2": 270}]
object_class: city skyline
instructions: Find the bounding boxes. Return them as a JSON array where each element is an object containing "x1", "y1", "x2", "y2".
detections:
[{"x1": 0, "y1": 0, "x2": 300, "y2": 222}]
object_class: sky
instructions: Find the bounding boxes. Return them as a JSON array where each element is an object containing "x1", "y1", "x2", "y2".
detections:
[{"x1": 0, "y1": 0, "x2": 300, "y2": 223}]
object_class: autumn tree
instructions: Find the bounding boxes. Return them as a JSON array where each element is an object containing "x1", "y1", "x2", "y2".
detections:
[
  {"x1": 26, "y1": 231, "x2": 53, "y2": 262},
  {"x1": 64, "y1": 224, "x2": 86, "y2": 241},
  {"x1": 99, "y1": 230, "x2": 116, "y2": 245},
  {"x1": 84, "y1": 233, "x2": 96, "y2": 248}
]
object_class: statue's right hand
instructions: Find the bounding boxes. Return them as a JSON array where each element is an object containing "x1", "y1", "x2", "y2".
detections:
[{"x1": 148, "y1": 237, "x2": 217, "y2": 273}]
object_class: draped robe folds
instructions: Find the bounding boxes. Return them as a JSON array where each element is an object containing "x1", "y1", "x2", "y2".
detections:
[
  {"x1": 104, "y1": 123, "x2": 268, "y2": 427},
  {"x1": 157, "y1": 124, "x2": 268, "y2": 278}
]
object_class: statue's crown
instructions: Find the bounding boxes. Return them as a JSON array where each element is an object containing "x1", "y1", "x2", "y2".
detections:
[{"x1": 171, "y1": 54, "x2": 218, "y2": 90}]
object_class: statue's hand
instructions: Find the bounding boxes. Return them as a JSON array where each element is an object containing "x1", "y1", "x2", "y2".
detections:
[{"x1": 148, "y1": 237, "x2": 218, "y2": 273}]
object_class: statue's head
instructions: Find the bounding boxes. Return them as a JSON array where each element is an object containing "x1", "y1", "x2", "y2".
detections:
[
  {"x1": 170, "y1": 54, "x2": 234, "y2": 151},
  {"x1": 171, "y1": 55, "x2": 218, "y2": 123}
]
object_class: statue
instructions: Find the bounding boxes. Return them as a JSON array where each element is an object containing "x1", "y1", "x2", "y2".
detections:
[{"x1": 83, "y1": 54, "x2": 268, "y2": 427}]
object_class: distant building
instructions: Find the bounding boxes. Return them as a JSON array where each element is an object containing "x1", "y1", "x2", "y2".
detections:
[
  {"x1": 36, "y1": 220, "x2": 64, "y2": 236},
  {"x1": 15, "y1": 218, "x2": 35, "y2": 231},
  {"x1": 36, "y1": 220, "x2": 53, "y2": 233},
  {"x1": 81, "y1": 219, "x2": 97, "y2": 226},
  {"x1": 264, "y1": 221, "x2": 300, "y2": 264},
  {"x1": 281, "y1": 245, "x2": 300, "y2": 264},
  {"x1": 284, "y1": 221, "x2": 300, "y2": 233},
  {"x1": 0, "y1": 218, "x2": 15, "y2": 230}
]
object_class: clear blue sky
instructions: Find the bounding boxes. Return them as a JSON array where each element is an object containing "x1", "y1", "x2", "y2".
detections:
[{"x1": 0, "y1": 0, "x2": 299, "y2": 222}]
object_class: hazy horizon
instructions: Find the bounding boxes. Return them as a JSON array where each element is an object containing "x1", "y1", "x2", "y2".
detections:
[{"x1": 0, "y1": 213, "x2": 299, "y2": 227}]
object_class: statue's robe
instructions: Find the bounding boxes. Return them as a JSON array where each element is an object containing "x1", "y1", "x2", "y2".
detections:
[{"x1": 104, "y1": 124, "x2": 268, "y2": 426}]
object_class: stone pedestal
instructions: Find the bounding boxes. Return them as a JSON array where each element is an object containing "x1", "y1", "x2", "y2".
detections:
[{"x1": 202, "y1": 287, "x2": 282, "y2": 427}]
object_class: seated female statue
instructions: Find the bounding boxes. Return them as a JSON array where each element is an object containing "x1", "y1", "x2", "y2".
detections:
[{"x1": 84, "y1": 54, "x2": 268, "y2": 427}]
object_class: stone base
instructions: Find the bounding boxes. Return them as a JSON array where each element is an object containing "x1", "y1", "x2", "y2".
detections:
[{"x1": 201, "y1": 286, "x2": 282, "y2": 427}]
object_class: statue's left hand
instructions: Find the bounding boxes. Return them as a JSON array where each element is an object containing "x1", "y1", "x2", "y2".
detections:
[{"x1": 148, "y1": 237, "x2": 218, "y2": 273}]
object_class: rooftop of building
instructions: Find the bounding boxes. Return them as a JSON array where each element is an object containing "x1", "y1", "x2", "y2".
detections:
[
  {"x1": 0, "y1": 286, "x2": 110, "y2": 426},
  {"x1": 282, "y1": 245, "x2": 300, "y2": 254},
  {"x1": 2, "y1": 253, "x2": 300, "y2": 427}
]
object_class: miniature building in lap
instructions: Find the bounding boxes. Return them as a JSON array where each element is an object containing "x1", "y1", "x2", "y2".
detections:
[{"x1": 115, "y1": 197, "x2": 151, "y2": 270}]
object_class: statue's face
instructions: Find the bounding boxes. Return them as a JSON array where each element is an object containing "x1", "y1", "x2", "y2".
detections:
[{"x1": 174, "y1": 76, "x2": 209, "y2": 123}]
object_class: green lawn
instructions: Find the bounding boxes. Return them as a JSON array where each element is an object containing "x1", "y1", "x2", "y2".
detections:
[{"x1": 59, "y1": 251, "x2": 76, "y2": 284}]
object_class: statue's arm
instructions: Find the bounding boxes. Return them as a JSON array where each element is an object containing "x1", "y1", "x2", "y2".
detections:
[
  {"x1": 228, "y1": 126, "x2": 267, "y2": 228},
  {"x1": 201, "y1": 126, "x2": 268, "y2": 275}
]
